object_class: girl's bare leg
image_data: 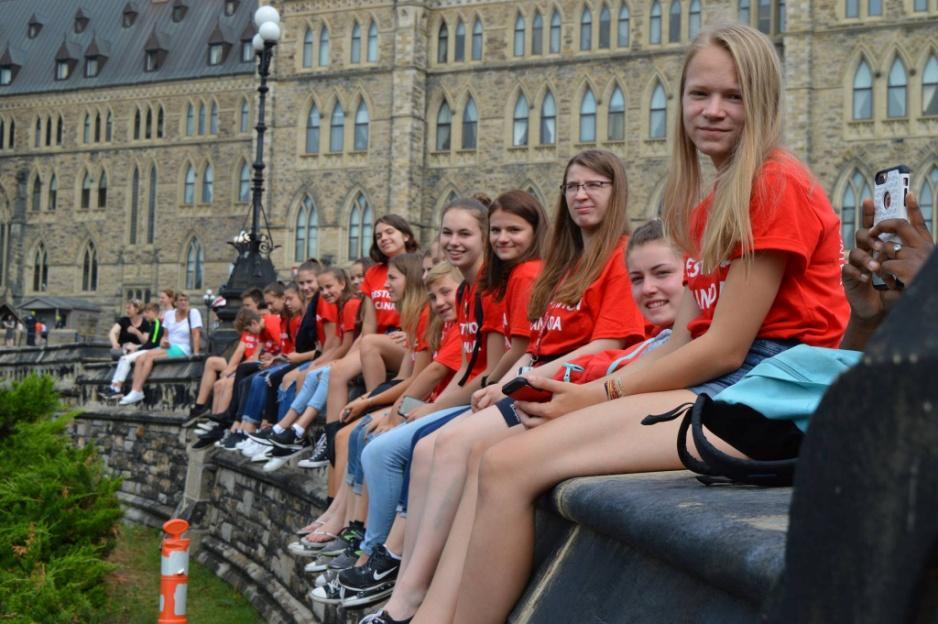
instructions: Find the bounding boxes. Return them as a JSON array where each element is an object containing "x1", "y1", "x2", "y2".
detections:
[
  {"x1": 385, "y1": 514, "x2": 406, "y2": 556},
  {"x1": 211, "y1": 377, "x2": 233, "y2": 413},
  {"x1": 328, "y1": 421, "x2": 353, "y2": 498},
  {"x1": 324, "y1": 354, "x2": 362, "y2": 425},
  {"x1": 398, "y1": 433, "x2": 438, "y2": 579},
  {"x1": 130, "y1": 349, "x2": 166, "y2": 392},
  {"x1": 452, "y1": 390, "x2": 717, "y2": 624},
  {"x1": 360, "y1": 334, "x2": 406, "y2": 390},
  {"x1": 196, "y1": 356, "x2": 225, "y2": 404}
]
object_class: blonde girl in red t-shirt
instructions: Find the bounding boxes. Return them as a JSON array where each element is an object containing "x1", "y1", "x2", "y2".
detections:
[
  {"x1": 371, "y1": 150, "x2": 646, "y2": 624},
  {"x1": 449, "y1": 25, "x2": 850, "y2": 624}
]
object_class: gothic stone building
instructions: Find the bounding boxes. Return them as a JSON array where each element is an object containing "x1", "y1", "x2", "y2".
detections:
[{"x1": 0, "y1": 0, "x2": 936, "y2": 313}]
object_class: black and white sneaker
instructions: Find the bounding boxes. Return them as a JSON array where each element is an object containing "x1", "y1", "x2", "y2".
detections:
[
  {"x1": 99, "y1": 386, "x2": 123, "y2": 400},
  {"x1": 191, "y1": 427, "x2": 225, "y2": 450},
  {"x1": 263, "y1": 437, "x2": 311, "y2": 472},
  {"x1": 297, "y1": 433, "x2": 328, "y2": 469},
  {"x1": 341, "y1": 581, "x2": 396, "y2": 608},
  {"x1": 339, "y1": 545, "x2": 399, "y2": 591},
  {"x1": 247, "y1": 427, "x2": 275, "y2": 444},
  {"x1": 359, "y1": 611, "x2": 412, "y2": 624},
  {"x1": 328, "y1": 541, "x2": 362, "y2": 571},
  {"x1": 270, "y1": 427, "x2": 305, "y2": 450},
  {"x1": 220, "y1": 431, "x2": 247, "y2": 451},
  {"x1": 182, "y1": 403, "x2": 210, "y2": 427},
  {"x1": 308, "y1": 574, "x2": 346, "y2": 605}
]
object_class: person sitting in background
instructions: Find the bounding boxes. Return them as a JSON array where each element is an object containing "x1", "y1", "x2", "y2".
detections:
[
  {"x1": 3, "y1": 315, "x2": 15, "y2": 347},
  {"x1": 119, "y1": 292, "x2": 202, "y2": 406},
  {"x1": 101, "y1": 303, "x2": 165, "y2": 400},
  {"x1": 108, "y1": 300, "x2": 149, "y2": 355}
]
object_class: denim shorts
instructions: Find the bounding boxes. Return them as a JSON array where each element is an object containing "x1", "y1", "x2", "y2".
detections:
[
  {"x1": 165, "y1": 344, "x2": 188, "y2": 358},
  {"x1": 690, "y1": 339, "x2": 798, "y2": 396}
]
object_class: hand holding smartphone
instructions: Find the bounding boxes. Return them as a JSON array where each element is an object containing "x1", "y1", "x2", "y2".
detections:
[
  {"x1": 398, "y1": 395, "x2": 426, "y2": 418},
  {"x1": 502, "y1": 376, "x2": 553, "y2": 403},
  {"x1": 873, "y1": 165, "x2": 911, "y2": 244}
]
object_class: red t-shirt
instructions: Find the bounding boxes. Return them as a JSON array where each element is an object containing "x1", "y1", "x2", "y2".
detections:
[
  {"x1": 361, "y1": 264, "x2": 401, "y2": 334},
  {"x1": 260, "y1": 314, "x2": 282, "y2": 355},
  {"x1": 457, "y1": 280, "x2": 489, "y2": 382},
  {"x1": 684, "y1": 153, "x2": 849, "y2": 346},
  {"x1": 240, "y1": 331, "x2": 260, "y2": 359},
  {"x1": 529, "y1": 238, "x2": 646, "y2": 358},
  {"x1": 337, "y1": 297, "x2": 362, "y2": 342},
  {"x1": 484, "y1": 260, "x2": 542, "y2": 344},
  {"x1": 316, "y1": 297, "x2": 338, "y2": 347},
  {"x1": 282, "y1": 315, "x2": 302, "y2": 355},
  {"x1": 412, "y1": 305, "x2": 431, "y2": 353},
  {"x1": 428, "y1": 320, "x2": 463, "y2": 401}
]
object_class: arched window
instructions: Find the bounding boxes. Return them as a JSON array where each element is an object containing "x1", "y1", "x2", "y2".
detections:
[
  {"x1": 82, "y1": 242, "x2": 98, "y2": 291},
  {"x1": 669, "y1": 0, "x2": 681, "y2": 42},
  {"x1": 368, "y1": 20, "x2": 378, "y2": 62},
  {"x1": 48, "y1": 174, "x2": 57, "y2": 211},
  {"x1": 599, "y1": 4, "x2": 612, "y2": 49},
  {"x1": 130, "y1": 168, "x2": 139, "y2": 243},
  {"x1": 462, "y1": 97, "x2": 478, "y2": 150},
  {"x1": 924, "y1": 55, "x2": 938, "y2": 116},
  {"x1": 540, "y1": 90, "x2": 556, "y2": 145},
  {"x1": 354, "y1": 99, "x2": 369, "y2": 151},
  {"x1": 184, "y1": 165, "x2": 196, "y2": 204},
  {"x1": 550, "y1": 10, "x2": 561, "y2": 53},
  {"x1": 186, "y1": 103, "x2": 195, "y2": 136},
  {"x1": 608, "y1": 86, "x2": 625, "y2": 140},
  {"x1": 147, "y1": 166, "x2": 157, "y2": 243},
  {"x1": 330, "y1": 103, "x2": 344, "y2": 152},
  {"x1": 210, "y1": 102, "x2": 218, "y2": 134},
  {"x1": 513, "y1": 94, "x2": 529, "y2": 146},
  {"x1": 198, "y1": 103, "x2": 206, "y2": 135},
  {"x1": 777, "y1": 0, "x2": 786, "y2": 31},
  {"x1": 319, "y1": 25, "x2": 330, "y2": 66},
  {"x1": 580, "y1": 7, "x2": 592, "y2": 51},
  {"x1": 45, "y1": 116, "x2": 52, "y2": 146},
  {"x1": 306, "y1": 104, "x2": 320, "y2": 153},
  {"x1": 202, "y1": 164, "x2": 214, "y2": 203},
  {"x1": 106, "y1": 111, "x2": 113, "y2": 141},
  {"x1": 739, "y1": 0, "x2": 751, "y2": 23},
  {"x1": 532, "y1": 11, "x2": 543, "y2": 55},
  {"x1": 145, "y1": 108, "x2": 152, "y2": 139},
  {"x1": 472, "y1": 18, "x2": 483, "y2": 60},
  {"x1": 853, "y1": 60, "x2": 873, "y2": 120},
  {"x1": 887, "y1": 58, "x2": 907, "y2": 118},
  {"x1": 348, "y1": 193, "x2": 373, "y2": 260},
  {"x1": 514, "y1": 14, "x2": 525, "y2": 57},
  {"x1": 303, "y1": 28, "x2": 313, "y2": 67},
  {"x1": 33, "y1": 243, "x2": 48, "y2": 292},
  {"x1": 157, "y1": 106, "x2": 164, "y2": 138},
  {"x1": 239, "y1": 161, "x2": 250, "y2": 202},
  {"x1": 438, "y1": 22, "x2": 448, "y2": 63},
  {"x1": 580, "y1": 89, "x2": 597, "y2": 142},
  {"x1": 81, "y1": 171, "x2": 93, "y2": 209},
  {"x1": 185, "y1": 239, "x2": 204, "y2": 289},
  {"x1": 436, "y1": 100, "x2": 452, "y2": 151},
  {"x1": 650, "y1": 1, "x2": 662, "y2": 44},
  {"x1": 34, "y1": 118, "x2": 41, "y2": 147},
  {"x1": 841, "y1": 169, "x2": 871, "y2": 248},
  {"x1": 618, "y1": 4, "x2": 630, "y2": 47},
  {"x1": 295, "y1": 196, "x2": 319, "y2": 261},
  {"x1": 56, "y1": 115, "x2": 63, "y2": 145},
  {"x1": 918, "y1": 166, "x2": 937, "y2": 234},
  {"x1": 83, "y1": 113, "x2": 91, "y2": 143},
  {"x1": 455, "y1": 19, "x2": 466, "y2": 62},
  {"x1": 98, "y1": 172, "x2": 108, "y2": 209},
  {"x1": 133, "y1": 109, "x2": 141, "y2": 139},
  {"x1": 240, "y1": 98, "x2": 250, "y2": 133},
  {"x1": 32, "y1": 175, "x2": 41, "y2": 211},
  {"x1": 649, "y1": 81, "x2": 667, "y2": 138},
  {"x1": 757, "y1": 0, "x2": 771, "y2": 33},
  {"x1": 689, "y1": 0, "x2": 701, "y2": 38},
  {"x1": 351, "y1": 20, "x2": 362, "y2": 64}
]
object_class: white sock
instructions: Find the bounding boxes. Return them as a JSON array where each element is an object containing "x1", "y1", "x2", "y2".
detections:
[
  {"x1": 273, "y1": 424, "x2": 285, "y2": 434},
  {"x1": 384, "y1": 546, "x2": 401, "y2": 560},
  {"x1": 292, "y1": 424, "x2": 306, "y2": 436}
]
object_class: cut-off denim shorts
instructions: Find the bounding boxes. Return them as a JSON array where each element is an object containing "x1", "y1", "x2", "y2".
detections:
[{"x1": 690, "y1": 338, "x2": 798, "y2": 396}]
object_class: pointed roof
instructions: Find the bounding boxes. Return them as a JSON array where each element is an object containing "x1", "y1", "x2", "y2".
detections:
[
  {"x1": 0, "y1": 45, "x2": 24, "y2": 67},
  {"x1": 55, "y1": 39, "x2": 81, "y2": 62},
  {"x1": 144, "y1": 29, "x2": 169, "y2": 52},
  {"x1": 86, "y1": 33, "x2": 111, "y2": 58}
]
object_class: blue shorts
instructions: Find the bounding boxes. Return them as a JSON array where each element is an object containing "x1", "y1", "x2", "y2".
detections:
[
  {"x1": 165, "y1": 344, "x2": 188, "y2": 359},
  {"x1": 690, "y1": 339, "x2": 798, "y2": 396}
]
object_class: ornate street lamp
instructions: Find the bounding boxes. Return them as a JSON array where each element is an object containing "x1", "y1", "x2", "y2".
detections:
[{"x1": 215, "y1": 5, "x2": 281, "y2": 336}]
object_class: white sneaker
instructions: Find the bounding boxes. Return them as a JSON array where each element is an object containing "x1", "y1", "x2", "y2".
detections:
[
  {"x1": 263, "y1": 454, "x2": 290, "y2": 472},
  {"x1": 119, "y1": 390, "x2": 145, "y2": 405},
  {"x1": 240, "y1": 439, "x2": 260, "y2": 457},
  {"x1": 250, "y1": 444, "x2": 272, "y2": 462}
]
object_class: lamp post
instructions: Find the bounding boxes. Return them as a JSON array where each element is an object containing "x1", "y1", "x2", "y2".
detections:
[{"x1": 215, "y1": 5, "x2": 281, "y2": 334}]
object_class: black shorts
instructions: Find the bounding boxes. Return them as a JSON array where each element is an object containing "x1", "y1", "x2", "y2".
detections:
[
  {"x1": 702, "y1": 408, "x2": 804, "y2": 461},
  {"x1": 496, "y1": 397, "x2": 522, "y2": 428}
]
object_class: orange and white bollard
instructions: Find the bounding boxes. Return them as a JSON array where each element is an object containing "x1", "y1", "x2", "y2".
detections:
[{"x1": 158, "y1": 518, "x2": 190, "y2": 624}]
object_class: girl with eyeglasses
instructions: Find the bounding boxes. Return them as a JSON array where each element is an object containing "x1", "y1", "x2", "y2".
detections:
[{"x1": 450, "y1": 24, "x2": 850, "y2": 624}]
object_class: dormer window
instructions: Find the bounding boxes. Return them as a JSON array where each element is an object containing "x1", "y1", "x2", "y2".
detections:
[
  {"x1": 85, "y1": 57, "x2": 99, "y2": 77},
  {"x1": 0, "y1": 47, "x2": 21, "y2": 85},
  {"x1": 224, "y1": 0, "x2": 239, "y2": 16},
  {"x1": 123, "y1": 10, "x2": 137, "y2": 27},
  {"x1": 144, "y1": 30, "x2": 167, "y2": 72},
  {"x1": 28, "y1": 16, "x2": 43, "y2": 39},
  {"x1": 145, "y1": 51, "x2": 158, "y2": 72},
  {"x1": 0, "y1": 68, "x2": 12, "y2": 86},
  {"x1": 241, "y1": 39, "x2": 253, "y2": 62},
  {"x1": 74, "y1": 9, "x2": 89, "y2": 34},
  {"x1": 56, "y1": 60, "x2": 71, "y2": 80},
  {"x1": 208, "y1": 43, "x2": 224, "y2": 65},
  {"x1": 172, "y1": 0, "x2": 188, "y2": 23}
]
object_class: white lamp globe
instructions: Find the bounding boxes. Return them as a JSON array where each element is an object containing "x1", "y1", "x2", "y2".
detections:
[
  {"x1": 254, "y1": 6, "x2": 280, "y2": 28},
  {"x1": 252, "y1": 33, "x2": 264, "y2": 51},
  {"x1": 258, "y1": 21, "x2": 281, "y2": 43}
]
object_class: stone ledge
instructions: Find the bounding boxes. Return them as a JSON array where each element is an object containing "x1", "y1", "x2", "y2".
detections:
[
  {"x1": 77, "y1": 406, "x2": 188, "y2": 427},
  {"x1": 209, "y1": 450, "x2": 328, "y2": 510}
]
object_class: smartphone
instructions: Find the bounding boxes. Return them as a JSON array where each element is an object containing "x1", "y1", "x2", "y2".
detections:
[
  {"x1": 502, "y1": 376, "x2": 553, "y2": 403},
  {"x1": 873, "y1": 165, "x2": 911, "y2": 244},
  {"x1": 399, "y1": 396, "x2": 426, "y2": 417}
]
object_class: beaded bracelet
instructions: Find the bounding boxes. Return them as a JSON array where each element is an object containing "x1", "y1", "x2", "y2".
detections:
[{"x1": 603, "y1": 378, "x2": 625, "y2": 401}]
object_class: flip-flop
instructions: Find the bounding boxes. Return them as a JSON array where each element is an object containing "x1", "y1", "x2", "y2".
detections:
[
  {"x1": 295, "y1": 520, "x2": 326, "y2": 536},
  {"x1": 301, "y1": 528, "x2": 339, "y2": 545}
]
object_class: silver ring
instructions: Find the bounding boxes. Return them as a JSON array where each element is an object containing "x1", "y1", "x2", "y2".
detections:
[{"x1": 892, "y1": 242, "x2": 903, "y2": 257}]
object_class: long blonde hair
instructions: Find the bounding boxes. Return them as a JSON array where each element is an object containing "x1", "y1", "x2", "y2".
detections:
[
  {"x1": 424, "y1": 261, "x2": 463, "y2": 352},
  {"x1": 389, "y1": 253, "x2": 427, "y2": 342},
  {"x1": 528, "y1": 149, "x2": 630, "y2": 320},
  {"x1": 663, "y1": 23, "x2": 782, "y2": 274}
]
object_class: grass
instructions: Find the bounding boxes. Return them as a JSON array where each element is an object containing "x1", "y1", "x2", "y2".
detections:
[{"x1": 101, "y1": 523, "x2": 262, "y2": 624}]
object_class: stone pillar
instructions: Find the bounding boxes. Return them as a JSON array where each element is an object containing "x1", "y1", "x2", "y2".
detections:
[
  {"x1": 386, "y1": 0, "x2": 429, "y2": 231},
  {"x1": 9, "y1": 169, "x2": 28, "y2": 300},
  {"x1": 780, "y1": 0, "x2": 813, "y2": 162}
]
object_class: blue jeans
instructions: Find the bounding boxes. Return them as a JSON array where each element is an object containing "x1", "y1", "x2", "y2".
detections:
[
  {"x1": 360, "y1": 405, "x2": 470, "y2": 555},
  {"x1": 346, "y1": 415, "x2": 373, "y2": 494},
  {"x1": 288, "y1": 366, "x2": 330, "y2": 415},
  {"x1": 240, "y1": 363, "x2": 291, "y2": 425}
]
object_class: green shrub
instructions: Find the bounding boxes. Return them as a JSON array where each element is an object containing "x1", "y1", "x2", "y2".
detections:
[{"x1": 0, "y1": 375, "x2": 121, "y2": 623}]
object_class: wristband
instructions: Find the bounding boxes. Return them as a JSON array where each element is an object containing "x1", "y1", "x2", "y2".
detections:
[{"x1": 603, "y1": 378, "x2": 625, "y2": 401}]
